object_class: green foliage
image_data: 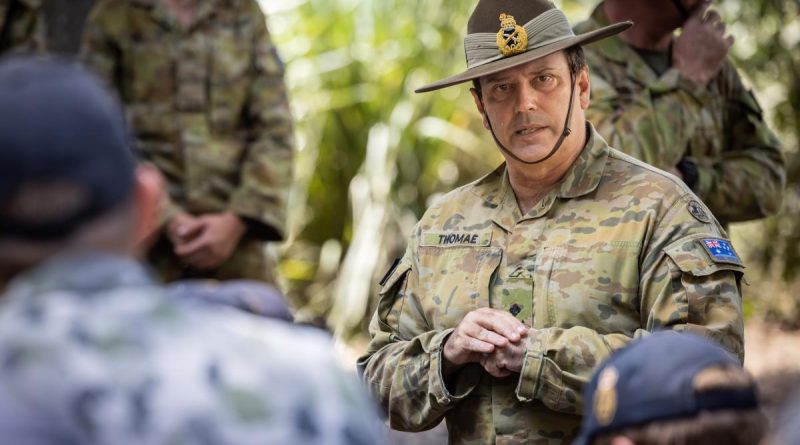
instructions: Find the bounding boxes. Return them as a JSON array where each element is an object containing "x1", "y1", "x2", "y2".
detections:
[
  {"x1": 267, "y1": 0, "x2": 500, "y2": 331},
  {"x1": 717, "y1": 0, "x2": 800, "y2": 327},
  {"x1": 267, "y1": 0, "x2": 800, "y2": 333}
]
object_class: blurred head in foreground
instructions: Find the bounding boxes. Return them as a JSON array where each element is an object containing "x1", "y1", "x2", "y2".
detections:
[
  {"x1": 574, "y1": 331, "x2": 765, "y2": 445},
  {"x1": 0, "y1": 55, "x2": 387, "y2": 445},
  {"x1": 0, "y1": 55, "x2": 163, "y2": 287}
]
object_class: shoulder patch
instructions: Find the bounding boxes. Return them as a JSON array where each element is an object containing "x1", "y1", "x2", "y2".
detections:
[
  {"x1": 699, "y1": 238, "x2": 742, "y2": 266},
  {"x1": 420, "y1": 231, "x2": 492, "y2": 247},
  {"x1": 687, "y1": 200, "x2": 712, "y2": 224}
]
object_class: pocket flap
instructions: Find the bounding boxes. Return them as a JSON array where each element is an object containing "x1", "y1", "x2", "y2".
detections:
[{"x1": 379, "y1": 259, "x2": 412, "y2": 296}]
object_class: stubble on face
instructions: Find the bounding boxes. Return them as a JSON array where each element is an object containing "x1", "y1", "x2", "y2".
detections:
[{"x1": 477, "y1": 52, "x2": 573, "y2": 161}]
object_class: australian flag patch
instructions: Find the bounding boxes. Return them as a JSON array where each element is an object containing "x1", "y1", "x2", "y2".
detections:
[{"x1": 699, "y1": 238, "x2": 742, "y2": 266}]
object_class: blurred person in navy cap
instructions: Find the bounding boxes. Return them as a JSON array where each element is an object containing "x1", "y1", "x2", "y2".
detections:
[
  {"x1": 574, "y1": 331, "x2": 766, "y2": 445},
  {"x1": 0, "y1": 54, "x2": 387, "y2": 445},
  {"x1": 0, "y1": 55, "x2": 158, "y2": 287}
]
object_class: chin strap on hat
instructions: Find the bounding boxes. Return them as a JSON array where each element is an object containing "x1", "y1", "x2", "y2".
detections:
[
  {"x1": 479, "y1": 70, "x2": 577, "y2": 165},
  {"x1": 671, "y1": 0, "x2": 690, "y2": 20}
]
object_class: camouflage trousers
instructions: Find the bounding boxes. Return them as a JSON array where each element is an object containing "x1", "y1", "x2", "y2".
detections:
[{"x1": 148, "y1": 235, "x2": 277, "y2": 285}]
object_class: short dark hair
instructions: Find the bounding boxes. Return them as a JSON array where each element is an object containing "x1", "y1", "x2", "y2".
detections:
[
  {"x1": 565, "y1": 45, "x2": 586, "y2": 77},
  {"x1": 590, "y1": 409, "x2": 767, "y2": 445},
  {"x1": 472, "y1": 45, "x2": 586, "y2": 96}
]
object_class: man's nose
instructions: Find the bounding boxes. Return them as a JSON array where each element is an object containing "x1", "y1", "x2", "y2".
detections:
[{"x1": 515, "y1": 82, "x2": 539, "y2": 113}]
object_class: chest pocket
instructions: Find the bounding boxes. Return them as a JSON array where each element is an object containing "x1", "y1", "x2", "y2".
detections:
[
  {"x1": 493, "y1": 257, "x2": 536, "y2": 326},
  {"x1": 122, "y1": 41, "x2": 178, "y2": 141},
  {"x1": 209, "y1": 27, "x2": 251, "y2": 132},
  {"x1": 533, "y1": 242, "x2": 641, "y2": 334},
  {"x1": 417, "y1": 246, "x2": 502, "y2": 329},
  {"x1": 124, "y1": 41, "x2": 175, "y2": 103},
  {"x1": 685, "y1": 105, "x2": 724, "y2": 159}
]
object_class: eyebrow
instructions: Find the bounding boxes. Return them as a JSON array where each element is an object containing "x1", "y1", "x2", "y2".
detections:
[{"x1": 483, "y1": 66, "x2": 561, "y2": 83}]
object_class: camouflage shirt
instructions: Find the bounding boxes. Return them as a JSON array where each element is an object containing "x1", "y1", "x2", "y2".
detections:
[
  {"x1": 575, "y1": 5, "x2": 785, "y2": 225},
  {"x1": 358, "y1": 124, "x2": 744, "y2": 444},
  {"x1": 81, "y1": 0, "x2": 294, "y2": 282},
  {"x1": 0, "y1": 253, "x2": 386, "y2": 445},
  {"x1": 0, "y1": 0, "x2": 44, "y2": 54}
]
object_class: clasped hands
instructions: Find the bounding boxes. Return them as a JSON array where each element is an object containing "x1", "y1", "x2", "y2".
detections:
[
  {"x1": 443, "y1": 308, "x2": 529, "y2": 379},
  {"x1": 166, "y1": 210, "x2": 246, "y2": 270}
]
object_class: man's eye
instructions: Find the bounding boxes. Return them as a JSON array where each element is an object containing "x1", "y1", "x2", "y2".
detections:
[
  {"x1": 537, "y1": 75, "x2": 553, "y2": 83},
  {"x1": 494, "y1": 84, "x2": 509, "y2": 92}
]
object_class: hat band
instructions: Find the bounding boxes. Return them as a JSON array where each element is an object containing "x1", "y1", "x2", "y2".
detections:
[{"x1": 464, "y1": 9, "x2": 576, "y2": 69}]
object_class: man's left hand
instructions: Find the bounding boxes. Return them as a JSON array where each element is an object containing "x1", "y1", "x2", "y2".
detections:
[
  {"x1": 482, "y1": 331, "x2": 529, "y2": 375},
  {"x1": 173, "y1": 211, "x2": 247, "y2": 270}
]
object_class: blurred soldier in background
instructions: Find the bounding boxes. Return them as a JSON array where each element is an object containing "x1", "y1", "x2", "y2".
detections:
[
  {"x1": 81, "y1": 0, "x2": 294, "y2": 285},
  {"x1": 574, "y1": 331, "x2": 766, "y2": 445},
  {"x1": 0, "y1": 0, "x2": 44, "y2": 53},
  {"x1": 0, "y1": 55, "x2": 385, "y2": 445},
  {"x1": 575, "y1": 0, "x2": 785, "y2": 226}
]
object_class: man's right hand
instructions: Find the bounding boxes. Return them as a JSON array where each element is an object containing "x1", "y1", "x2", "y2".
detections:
[
  {"x1": 166, "y1": 212, "x2": 202, "y2": 246},
  {"x1": 672, "y1": 2, "x2": 733, "y2": 86},
  {"x1": 443, "y1": 308, "x2": 527, "y2": 378}
]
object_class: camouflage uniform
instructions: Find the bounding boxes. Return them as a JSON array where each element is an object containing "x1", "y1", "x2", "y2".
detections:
[
  {"x1": 0, "y1": 253, "x2": 386, "y2": 445},
  {"x1": 575, "y1": 5, "x2": 785, "y2": 225},
  {"x1": 358, "y1": 124, "x2": 745, "y2": 444},
  {"x1": 0, "y1": 0, "x2": 43, "y2": 53},
  {"x1": 81, "y1": 0, "x2": 294, "y2": 284}
]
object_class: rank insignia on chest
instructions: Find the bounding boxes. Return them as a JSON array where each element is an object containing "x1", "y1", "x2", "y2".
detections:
[
  {"x1": 496, "y1": 13, "x2": 528, "y2": 56},
  {"x1": 699, "y1": 238, "x2": 742, "y2": 266}
]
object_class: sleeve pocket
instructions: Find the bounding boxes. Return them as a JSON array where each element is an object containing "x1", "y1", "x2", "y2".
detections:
[
  {"x1": 663, "y1": 237, "x2": 745, "y2": 277},
  {"x1": 376, "y1": 260, "x2": 413, "y2": 335}
]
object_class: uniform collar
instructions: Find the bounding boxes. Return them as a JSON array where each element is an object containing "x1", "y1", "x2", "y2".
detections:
[
  {"x1": 473, "y1": 122, "x2": 609, "y2": 231},
  {"x1": 577, "y1": 3, "x2": 683, "y2": 91},
  {"x1": 133, "y1": 0, "x2": 218, "y2": 31}
]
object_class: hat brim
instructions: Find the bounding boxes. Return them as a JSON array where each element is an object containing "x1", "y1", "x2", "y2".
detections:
[{"x1": 415, "y1": 21, "x2": 632, "y2": 93}]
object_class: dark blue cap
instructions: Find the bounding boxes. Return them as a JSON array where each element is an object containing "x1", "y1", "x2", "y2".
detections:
[
  {"x1": 573, "y1": 332, "x2": 758, "y2": 445},
  {"x1": 0, "y1": 55, "x2": 135, "y2": 240}
]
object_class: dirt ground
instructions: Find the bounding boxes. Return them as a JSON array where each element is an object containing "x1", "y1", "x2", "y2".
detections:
[
  {"x1": 384, "y1": 323, "x2": 800, "y2": 444},
  {"x1": 744, "y1": 323, "x2": 800, "y2": 424}
]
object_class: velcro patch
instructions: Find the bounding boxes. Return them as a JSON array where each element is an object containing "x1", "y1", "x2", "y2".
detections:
[
  {"x1": 420, "y1": 231, "x2": 492, "y2": 247},
  {"x1": 699, "y1": 238, "x2": 742, "y2": 266}
]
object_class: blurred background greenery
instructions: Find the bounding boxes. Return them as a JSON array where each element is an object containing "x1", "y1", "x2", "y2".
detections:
[
  {"x1": 260, "y1": 0, "x2": 800, "y2": 338},
  {"x1": 46, "y1": 0, "x2": 799, "y2": 338}
]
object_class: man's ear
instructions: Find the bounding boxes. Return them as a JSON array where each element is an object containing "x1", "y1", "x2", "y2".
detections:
[
  {"x1": 470, "y1": 87, "x2": 491, "y2": 130},
  {"x1": 578, "y1": 66, "x2": 591, "y2": 110},
  {"x1": 132, "y1": 163, "x2": 165, "y2": 251}
]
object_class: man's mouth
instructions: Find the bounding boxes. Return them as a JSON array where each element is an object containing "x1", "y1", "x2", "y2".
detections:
[{"x1": 515, "y1": 126, "x2": 544, "y2": 136}]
